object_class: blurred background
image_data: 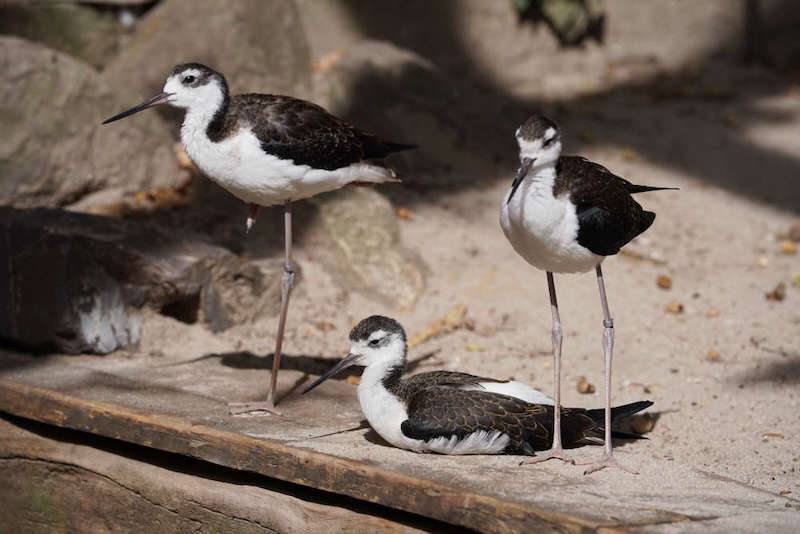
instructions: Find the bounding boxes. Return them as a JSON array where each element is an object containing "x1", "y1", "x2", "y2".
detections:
[{"x1": 1, "y1": 0, "x2": 799, "y2": 495}]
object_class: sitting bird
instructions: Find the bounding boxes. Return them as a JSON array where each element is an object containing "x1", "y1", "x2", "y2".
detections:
[{"x1": 303, "y1": 315, "x2": 652, "y2": 457}]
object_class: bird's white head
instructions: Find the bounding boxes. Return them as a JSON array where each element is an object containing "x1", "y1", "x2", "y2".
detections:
[
  {"x1": 102, "y1": 62, "x2": 228, "y2": 125},
  {"x1": 302, "y1": 316, "x2": 408, "y2": 394},
  {"x1": 506, "y1": 115, "x2": 562, "y2": 203},
  {"x1": 515, "y1": 115, "x2": 562, "y2": 168},
  {"x1": 162, "y1": 63, "x2": 228, "y2": 115}
]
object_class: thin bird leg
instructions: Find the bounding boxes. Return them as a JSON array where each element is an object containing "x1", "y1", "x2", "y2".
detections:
[
  {"x1": 582, "y1": 264, "x2": 638, "y2": 474},
  {"x1": 230, "y1": 201, "x2": 295, "y2": 416},
  {"x1": 245, "y1": 203, "x2": 261, "y2": 233},
  {"x1": 521, "y1": 271, "x2": 575, "y2": 465}
]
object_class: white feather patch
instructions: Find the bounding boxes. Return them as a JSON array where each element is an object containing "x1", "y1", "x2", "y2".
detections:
[
  {"x1": 422, "y1": 430, "x2": 510, "y2": 455},
  {"x1": 474, "y1": 381, "x2": 554, "y2": 405}
]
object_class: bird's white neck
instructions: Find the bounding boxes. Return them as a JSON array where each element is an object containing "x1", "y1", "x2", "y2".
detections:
[
  {"x1": 521, "y1": 159, "x2": 557, "y2": 196},
  {"x1": 356, "y1": 349, "x2": 415, "y2": 450}
]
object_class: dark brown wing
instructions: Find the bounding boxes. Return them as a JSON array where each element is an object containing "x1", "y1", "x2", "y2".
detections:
[
  {"x1": 400, "y1": 388, "x2": 603, "y2": 454},
  {"x1": 230, "y1": 94, "x2": 413, "y2": 170},
  {"x1": 390, "y1": 371, "x2": 508, "y2": 404},
  {"x1": 555, "y1": 156, "x2": 655, "y2": 256}
]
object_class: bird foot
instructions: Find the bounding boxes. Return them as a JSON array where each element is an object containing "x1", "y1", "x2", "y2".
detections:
[
  {"x1": 519, "y1": 447, "x2": 576, "y2": 466},
  {"x1": 579, "y1": 453, "x2": 638, "y2": 475},
  {"x1": 228, "y1": 400, "x2": 281, "y2": 416}
]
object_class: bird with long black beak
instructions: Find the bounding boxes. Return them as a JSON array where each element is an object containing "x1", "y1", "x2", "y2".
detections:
[
  {"x1": 303, "y1": 316, "x2": 653, "y2": 458},
  {"x1": 104, "y1": 63, "x2": 414, "y2": 414},
  {"x1": 500, "y1": 115, "x2": 676, "y2": 473}
]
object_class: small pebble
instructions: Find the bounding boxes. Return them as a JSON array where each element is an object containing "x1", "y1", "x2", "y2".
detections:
[
  {"x1": 780, "y1": 240, "x2": 797, "y2": 254},
  {"x1": 396, "y1": 207, "x2": 413, "y2": 220},
  {"x1": 758, "y1": 256, "x2": 769, "y2": 267},
  {"x1": 706, "y1": 308, "x2": 720, "y2": 317},
  {"x1": 631, "y1": 413, "x2": 655, "y2": 434},
  {"x1": 657, "y1": 274, "x2": 672, "y2": 289},
  {"x1": 705, "y1": 350, "x2": 721, "y2": 362},
  {"x1": 765, "y1": 283, "x2": 787, "y2": 301},
  {"x1": 788, "y1": 221, "x2": 800, "y2": 242},
  {"x1": 666, "y1": 300, "x2": 684, "y2": 314},
  {"x1": 577, "y1": 376, "x2": 595, "y2": 394}
]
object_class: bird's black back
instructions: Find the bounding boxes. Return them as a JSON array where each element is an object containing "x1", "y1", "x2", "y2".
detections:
[
  {"x1": 211, "y1": 94, "x2": 414, "y2": 170},
  {"x1": 400, "y1": 386, "x2": 653, "y2": 455},
  {"x1": 555, "y1": 156, "x2": 668, "y2": 256}
]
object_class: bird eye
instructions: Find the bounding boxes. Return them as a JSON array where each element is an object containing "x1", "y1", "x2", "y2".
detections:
[
  {"x1": 543, "y1": 136, "x2": 556, "y2": 147},
  {"x1": 368, "y1": 338, "x2": 381, "y2": 347},
  {"x1": 182, "y1": 75, "x2": 196, "y2": 84}
]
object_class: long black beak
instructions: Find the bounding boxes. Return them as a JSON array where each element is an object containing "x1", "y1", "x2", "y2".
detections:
[
  {"x1": 506, "y1": 157, "x2": 535, "y2": 204},
  {"x1": 102, "y1": 92, "x2": 173, "y2": 124},
  {"x1": 302, "y1": 352, "x2": 363, "y2": 394}
]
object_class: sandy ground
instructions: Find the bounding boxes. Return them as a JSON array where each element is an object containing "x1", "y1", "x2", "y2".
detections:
[{"x1": 133, "y1": 119, "x2": 799, "y2": 499}]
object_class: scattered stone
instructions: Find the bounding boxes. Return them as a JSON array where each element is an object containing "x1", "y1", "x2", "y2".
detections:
[
  {"x1": 0, "y1": 207, "x2": 273, "y2": 354},
  {"x1": 345, "y1": 375, "x2": 361, "y2": 386},
  {"x1": 779, "y1": 490, "x2": 792, "y2": 496},
  {"x1": 315, "y1": 321, "x2": 336, "y2": 333},
  {"x1": 792, "y1": 273, "x2": 800, "y2": 288},
  {"x1": 577, "y1": 377, "x2": 595, "y2": 394},
  {"x1": 464, "y1": 344, "x2": 488, "y2": 352},
  {"x1": 765, "y1": 283, "x2": 786, "y2": 302},
  {"x1": 656, "y1": 274, "x2": 672, "y2": 289},
  {"x1": 665, "y1": 300, "x2": 684, "y2": 314},
  {"x1": 631, "y1": 413, "x2": 655, "y2": 434},
  {"x1": 762, "y1": 433, "x2": 785, "y2": 440},
  {"x1": 757, "y1": 256, "x2": 769, "y2": 267},
  {"x1": 705, "y1": 350, "x2": 721, "y2": 362},
  {"x1": 705, "y1": 308, "x2": 720, "y2": 317},
  {"x1": 780, "y1": 240, "x2": 797, "y2": 254},
  {"x1": 395, "y1": 207, "x2": 413, "y2": 220}
]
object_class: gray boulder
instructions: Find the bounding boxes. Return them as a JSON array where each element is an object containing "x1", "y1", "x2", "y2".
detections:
[
  {"x1": 104, "y1": 0, "x2": 311, "y2": 103},
  {"x1": 0, "y1": 36, "x2": 181, "y2": 208},
  {"x1": 0, "y1": 3, "x2": 120, "y2": 70},
  {"x1": 311, "y1": 40, "x2": 507, "y2": 188},
  {"x1": 312, "y1": 187, "x2": 425, "y2": 310},
  {"x1": 0, "y1": 207, "x2": 278, "y2": 354}
]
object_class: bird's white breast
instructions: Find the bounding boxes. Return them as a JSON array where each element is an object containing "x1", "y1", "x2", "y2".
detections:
[
  {"x1": 500, "y1": 167, "x2": 601, "y2": 274},
  {"x1": 181, "y1": 119, "x2": 393, "y2": 206}
]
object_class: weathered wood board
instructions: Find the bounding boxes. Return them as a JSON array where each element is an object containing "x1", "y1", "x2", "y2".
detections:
[
  {"x1": 0, "y1": 416, "x2": 434, "y2": 533},
  {"x1": 0, "y1": 350, "x2": 797, "y2": 533}
]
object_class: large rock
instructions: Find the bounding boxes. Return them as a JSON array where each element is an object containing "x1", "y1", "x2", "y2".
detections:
[
  {"x1": 0, "y1": 37, "x2": 181, "y2": 208},
  {"x1": 104, "y1": 0, "x2": 311, "y2": 102},
  {"x1": 0, "y1": 3, "x2": 120, "y2": 70},
  {"x1": 0, "y1": 207, "x2": 279, "y2": 354},
  {"x1": 312, "y1": 187, "x2": 425, "y2": 310},
  {"x1": 311, "y1": 40, "x2": 509, "y2": 188}
]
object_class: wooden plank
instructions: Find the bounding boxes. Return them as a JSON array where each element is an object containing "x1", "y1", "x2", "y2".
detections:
[
  {"x1": 0, "y1": 352, "x2": 795, "y2": 533},
  {"x1": 0, "y1": 378, "x2": 575, "y2": 533},
  {"x1": 0, "y1": 416, "x2": 432, "y2": 534}
]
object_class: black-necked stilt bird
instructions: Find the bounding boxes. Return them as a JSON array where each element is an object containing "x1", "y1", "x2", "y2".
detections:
[
  {"x1": 103, "y1": 63, "x2": 415, "y2": 414},
  {"x1": 303, "y1": 316, "x2": 652, "y2": 456},
  {"x1": 500, "y1": 115, "x2": 675, "y2": 473}
]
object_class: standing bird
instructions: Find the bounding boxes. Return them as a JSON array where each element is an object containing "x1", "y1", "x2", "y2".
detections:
[
  {"x1": 499, "y1": 115, "x2": 675, "y2": 473},
  {"x1": 303, "y1": 315, "x2": 652, "y2": 456},
  {"x1": 103, "y1": 63, "x2": 414, "y2": 414}
]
